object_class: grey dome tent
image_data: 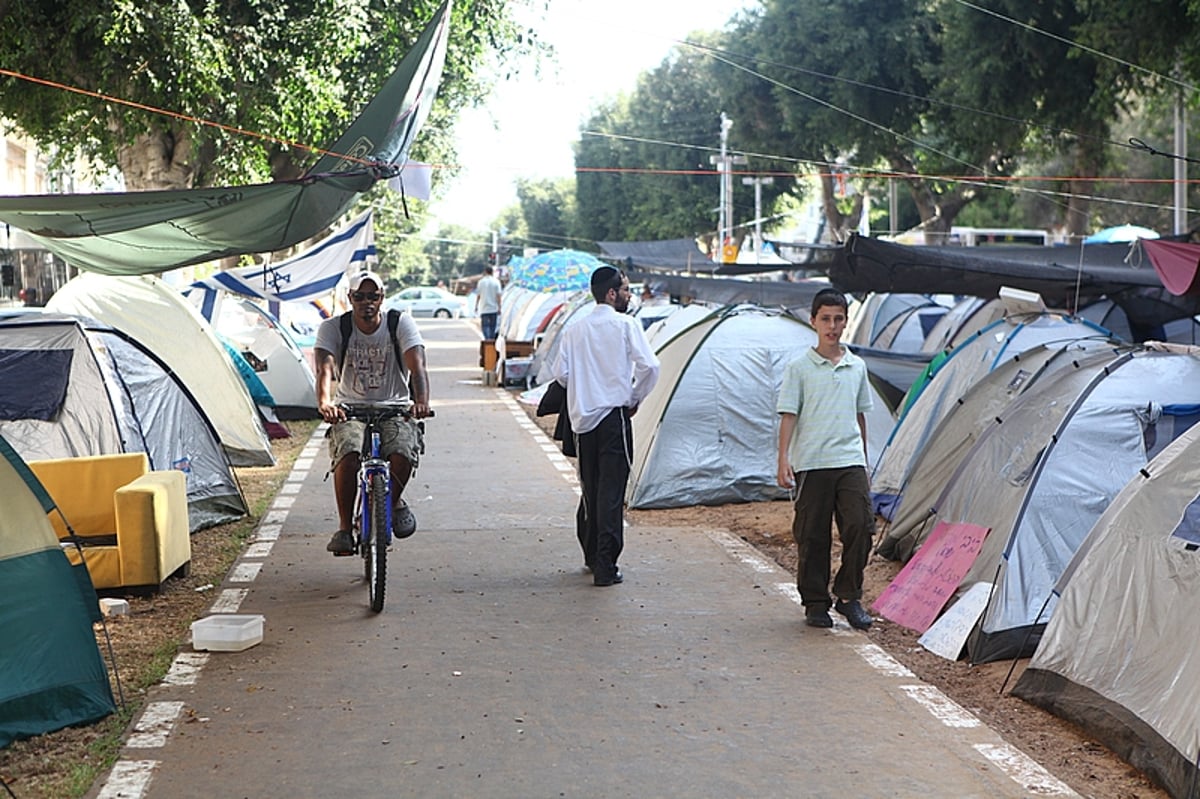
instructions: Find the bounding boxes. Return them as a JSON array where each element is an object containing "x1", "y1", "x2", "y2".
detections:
[
  {"x1": 896, "y1": 346, "x2": 1200, "y2": 663},
  {"x1": 626, "y1": 304, "x2": 894, "y2": 509},
  {"x1": 870, "y1": 312, "x2": 1114, "y2": 508},
  {"x1": 0, "y1": 314, "x2": 247, "y2": 531},
  {"x1": 876, "y1": 340, "x2": 1120, "y2": 561},
  {"x1": 1014, "y1": 421, "x2": 1200, "y2": 799}
]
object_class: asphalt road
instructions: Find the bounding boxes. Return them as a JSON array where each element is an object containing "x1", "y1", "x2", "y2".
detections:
[{"x1": 86, "y1": 317, "x2": 1079, "y2": 799}]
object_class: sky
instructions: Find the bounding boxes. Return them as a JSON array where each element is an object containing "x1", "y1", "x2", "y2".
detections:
[{"x1": 425, "y1": 0, "x2": 751, "y2": 232}]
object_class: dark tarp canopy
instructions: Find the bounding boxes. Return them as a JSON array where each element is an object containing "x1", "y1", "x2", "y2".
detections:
[
  {"x1": 624, "y1": 270, "x2": 828, "y2": 313},
  {"x1": 0, "y1": 1, "x2": 451, "y2": 275},
  {"x1": 827, "y1": 234, "x2": 1200, "y2": 331}
]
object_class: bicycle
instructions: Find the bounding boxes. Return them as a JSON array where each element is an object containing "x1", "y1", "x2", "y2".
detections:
[{"x1": 339, "y1": 401, "x2": 429, "y2": 613}]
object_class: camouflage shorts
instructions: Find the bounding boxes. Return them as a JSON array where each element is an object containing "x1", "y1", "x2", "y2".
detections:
[{"x1": 327, "y1": 417, "x2": 422, "y2": 470}]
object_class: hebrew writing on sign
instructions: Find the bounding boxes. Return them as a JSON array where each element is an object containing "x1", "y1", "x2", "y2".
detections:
[{"x1": 871, "y1": 521, "x2": 990, "y2": 634}]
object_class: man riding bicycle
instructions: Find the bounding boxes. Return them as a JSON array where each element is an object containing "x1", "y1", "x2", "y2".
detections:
[{"x1": 314, "y1": 270, "x2": 432, "y2": 555}]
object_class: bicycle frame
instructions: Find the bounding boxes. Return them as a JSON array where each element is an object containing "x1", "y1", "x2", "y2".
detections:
[
  {"x1": 342, "y1": 401, "x2": 411, "y2": 613},
  {"x1": 356, "y1": 421, "x2": 394, "y2": 551}
]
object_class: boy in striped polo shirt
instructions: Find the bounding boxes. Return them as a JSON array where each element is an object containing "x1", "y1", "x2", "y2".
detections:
[{"x1": 776, "y1": 288, "x2": 876, "y2": 630}]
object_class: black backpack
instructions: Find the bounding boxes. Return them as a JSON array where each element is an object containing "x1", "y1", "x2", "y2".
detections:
[{"x1": 337, "y1": 309, "x2": 405, "y2": 376}]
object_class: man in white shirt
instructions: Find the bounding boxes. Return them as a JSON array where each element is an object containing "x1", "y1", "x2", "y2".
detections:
[
  {"x1": 549, "y1": 266, "x2": 660, "y2": 586},
  {"x1": 475, "y1": 265, "x2": 502, "y2": 340}
]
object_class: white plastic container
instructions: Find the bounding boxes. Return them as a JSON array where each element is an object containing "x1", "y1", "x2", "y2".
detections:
[{"x1": 191, "y1": 614, "x2": 265, "y2": 652}]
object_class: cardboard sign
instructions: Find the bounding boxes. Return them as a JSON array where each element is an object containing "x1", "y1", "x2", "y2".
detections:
[
  {"x1": 918, "y1": 582, "x2": 993, "y2": 661},
  {"x1": 871, "y1": 521, "x2": 990, "y2": 633}
]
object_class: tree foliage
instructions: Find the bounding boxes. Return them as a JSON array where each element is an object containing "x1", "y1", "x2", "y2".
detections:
[
  {"x1": 573, "y1": 0, "x2": 1200, "y2": 244},
  {"x1": 0, "y1": 0, "x2": 531, "y2": 190},
  {"x1": 574, "y1": 33, "x2": 791, "y2": 245}
]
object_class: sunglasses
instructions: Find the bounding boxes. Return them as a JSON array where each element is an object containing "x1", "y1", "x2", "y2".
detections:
[{"x1": 351, "y1": 291, "x2": 382, "y2": 302}]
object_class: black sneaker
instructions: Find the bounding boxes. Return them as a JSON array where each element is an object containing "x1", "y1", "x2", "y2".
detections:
[
  {"x1": 835, "y1": 599, "x2": 873, "y2": 630},
  {"x1": 805, "y1": 606, "x2": 833, "y2": 628},
  {"x1": 327, "y1": 529, "x2": 355, "y2": 556},
  {"x1": 393, "y1": 502, "x2": 416, "y2": 539}
]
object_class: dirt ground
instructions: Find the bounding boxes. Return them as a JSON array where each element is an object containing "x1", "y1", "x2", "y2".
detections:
[{"x1": 0, "y1": 414, "x2": 1170, "y2": 799}]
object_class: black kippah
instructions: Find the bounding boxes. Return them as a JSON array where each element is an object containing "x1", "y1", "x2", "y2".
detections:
[{"x1": 590, "y1": 265, "x2": 619, "y2": 291}]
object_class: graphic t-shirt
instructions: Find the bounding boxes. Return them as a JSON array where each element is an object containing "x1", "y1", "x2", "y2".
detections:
[{"x1": 314, "y1": 313, "x2": 423, "y2": 403}]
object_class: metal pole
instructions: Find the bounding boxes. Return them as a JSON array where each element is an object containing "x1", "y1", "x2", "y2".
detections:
[
  {"x1": 742, "y1": 175, "x2": 774, "y2": 261},
  {"x1": 718, "y1": 113, "x2": 732, "y2": 246},
  {"x1": 1175, "y1": 89, "x2": 1188, "y2": 235},
  {"x1": 889, "y1": 178, "x2": 899, "y2": 238}
]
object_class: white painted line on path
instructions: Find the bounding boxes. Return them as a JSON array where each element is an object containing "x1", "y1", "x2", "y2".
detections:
[
  {"x1": 209, "y1": 588, "x2": 249, "y2": 614},
  {"x1": 974, "y1": 743, "x2": 1080, "y2": 797},
  {"x1": 125, "y1": 701, "x2": 185, "y2": 748},
  {"x1": 162, "y1": 652, "x2": 208, "y2": 686},
  {"x1": 96, "y1": 760, "x2": 158, "y2": 799},
  {"x1": 901, "y1": 684, "x2": 982, "y2": 728},
  {"x1": 244, "y1": 541, "x2": 274, "y2": 558},
  {"x1": 229, "y1": 562, "x2": 263, "y2": 583}
]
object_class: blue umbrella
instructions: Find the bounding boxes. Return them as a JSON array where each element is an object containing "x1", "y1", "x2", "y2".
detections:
[
  {"x1": 508, "y1": 249, "x2": 605, "y2": 293},
  {"x1": 1083, "y1": 224, "x2": 1160, "y2": 244}
]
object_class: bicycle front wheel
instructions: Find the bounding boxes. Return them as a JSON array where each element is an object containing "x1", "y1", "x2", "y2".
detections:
[{"x1": 364, "y1": 471, "x2": 388, "y2": 613}]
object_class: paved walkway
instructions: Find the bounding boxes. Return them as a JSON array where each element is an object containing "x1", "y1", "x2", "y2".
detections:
[{"x1": 87, "y1": 318, "x2": 1079, "y2": 799}]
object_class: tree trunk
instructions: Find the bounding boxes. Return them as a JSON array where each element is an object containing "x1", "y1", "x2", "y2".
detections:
[
  {"x1": 818, "y1": 171, "x2": 864, "y2": 243},
  {"x1": 115, "y1": 127, "x2": 202, "y2": 191}
]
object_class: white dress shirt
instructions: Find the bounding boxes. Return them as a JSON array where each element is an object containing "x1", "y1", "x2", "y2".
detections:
[{"x1": 549, "y1": 304, "x2": 660, "y2": 434}]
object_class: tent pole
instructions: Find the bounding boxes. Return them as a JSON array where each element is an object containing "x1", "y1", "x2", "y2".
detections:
[{"x1": 999, "y1": 591, "x2": 1054, "y2": 695}]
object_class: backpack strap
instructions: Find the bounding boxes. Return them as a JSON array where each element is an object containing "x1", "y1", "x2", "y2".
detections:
[
  {"x1": 387, "y1": 308, "x2": 404, "y2": 367},
  {"x1": 339, "y1": 309, "x2": 405, "y2": 376},
  {"x1": 338, "y1": 311, "x2": 353, "y2": 376}
]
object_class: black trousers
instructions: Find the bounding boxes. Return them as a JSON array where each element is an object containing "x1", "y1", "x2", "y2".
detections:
[
  {"x1": 790, "y1": 466, "x2": 875, "y2": 609},
  {"x1": 575, "y1": 408, "x2": 631, "y2": 581}
]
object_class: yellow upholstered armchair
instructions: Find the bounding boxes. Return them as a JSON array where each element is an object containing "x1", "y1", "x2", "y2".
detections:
[{"x1": 27, "y1": 452, "x2": 191, "y2": 592}]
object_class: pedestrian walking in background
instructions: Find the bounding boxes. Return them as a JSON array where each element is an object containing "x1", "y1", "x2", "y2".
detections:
[{"x1": 476, "y1": 265, "x2": 502, "y2": 341}]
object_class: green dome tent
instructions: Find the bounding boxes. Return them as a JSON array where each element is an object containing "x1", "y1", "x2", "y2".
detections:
[{"x1": 0, "y1": 433, "x2": 115, "y2": 748}]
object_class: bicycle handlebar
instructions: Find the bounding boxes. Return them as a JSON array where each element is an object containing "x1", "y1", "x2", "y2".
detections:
[{"x1": 338, "y1": 402, "x2": 435, "y2": 421}]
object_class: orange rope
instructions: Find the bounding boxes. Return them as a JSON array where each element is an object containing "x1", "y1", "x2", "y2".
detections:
[{"x1": 0, "y1": 67, "x2": 362, "y2": 166}]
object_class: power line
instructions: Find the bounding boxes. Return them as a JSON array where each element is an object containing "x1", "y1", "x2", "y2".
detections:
[{"x1": 950, "y1": 0, "x2": 1197, "y2": 94}]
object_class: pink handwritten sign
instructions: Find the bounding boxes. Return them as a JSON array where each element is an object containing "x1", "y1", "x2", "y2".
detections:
[{"x1": 871, "y1": 521, "x2": 990, "y2": 634}]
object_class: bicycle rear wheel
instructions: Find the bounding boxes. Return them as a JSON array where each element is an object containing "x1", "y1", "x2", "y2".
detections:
[{"x1": 364, "y1": 472, "x2": 388, "y2": 612}]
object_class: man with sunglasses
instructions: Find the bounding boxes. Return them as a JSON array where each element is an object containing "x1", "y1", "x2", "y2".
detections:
[{"x1": 314, "y1": 271, "x2": 431, "y2": 555}]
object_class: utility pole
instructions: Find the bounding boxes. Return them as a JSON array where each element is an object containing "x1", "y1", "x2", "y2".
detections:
[
  {"x1": 1175, "y1": 86, "x2": 1188, "y2": 235},
  {"x1": 741, "y1": 175, "x2": 774, "y2": 261},
  {"x1": 709, "y1": 113, "x2": 746, "y2": 260}
]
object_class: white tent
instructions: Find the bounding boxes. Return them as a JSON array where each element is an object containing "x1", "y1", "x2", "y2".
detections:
[
  {"x1": 201, "y1": 294, "x2": 319, "y2": 419},
  {"x1": 897, "y1": 346, "x2": 1200, "y2": 664},
  {"x1": 46, "y1": 273, "x2": 275, "y2": 467},
  {"x1": 871, "y1": 313, "x2": 1114, "y2": 501},
  {"x1": 847, "y1": 293, "x2": 950, "y2": 353},
  {"x1": 626, "y1": 305, "x2": 894, "y2": 509},
  {"x1": 530, "y1": 291, "x2": 593, "y2": 387},
  {"x1": 876, "y1": 342, "x2": 1117, "y2": 561},
  {"x1": 0, "y1": 315, "x2": 247, "y2": 530},
  {"x1": 920, "y1": 297, "x2": 1002, "y2": 353},
  {"x1": 1014, "y1": 422, "x2": 1200, "y2": 799}
]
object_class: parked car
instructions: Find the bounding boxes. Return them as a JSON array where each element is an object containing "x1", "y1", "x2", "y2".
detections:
[{"x1": 386, "y1": 286, "x2": 470, "y2": 318}]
